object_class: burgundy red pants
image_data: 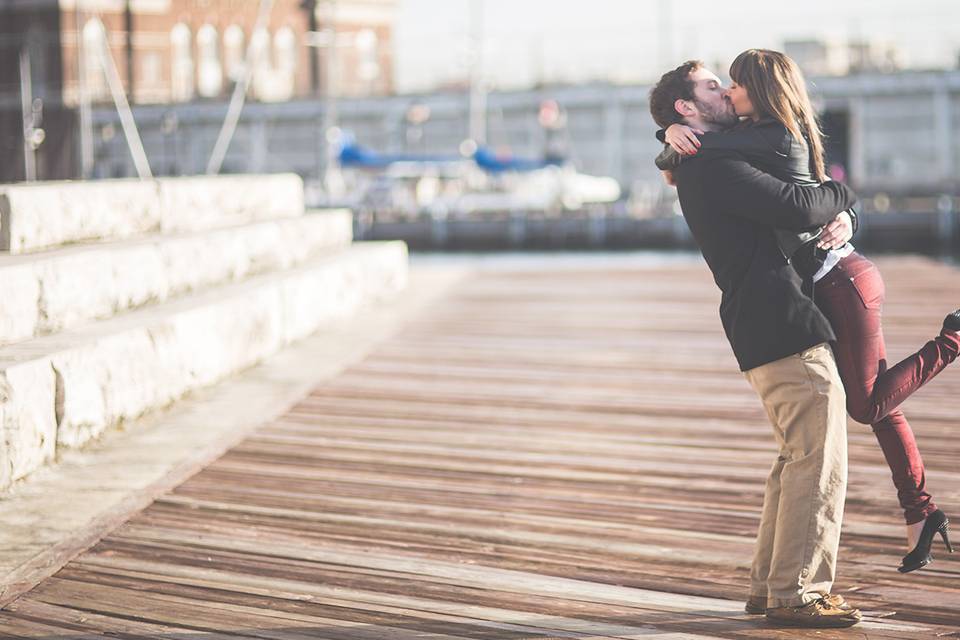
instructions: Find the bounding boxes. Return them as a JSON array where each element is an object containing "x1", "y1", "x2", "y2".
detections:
[{"x1": 815, "y1": 252, "x2": 960, "y2": 524}]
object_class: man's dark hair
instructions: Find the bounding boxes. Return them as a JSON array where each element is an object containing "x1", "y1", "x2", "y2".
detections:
[{"x1": 649, "y1": 60, "x2": 703, "y2": 129}]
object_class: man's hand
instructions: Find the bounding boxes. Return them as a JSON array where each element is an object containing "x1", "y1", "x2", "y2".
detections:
[
  {"x1": 661, "y1": 170, "x2": 676, "y2": 186},
  {"x1": 817, "y1": 211, "x2": 853, "y2": 249},
  {"x1": 665, "y1": 123, "x2": 703, "y2": 156}
]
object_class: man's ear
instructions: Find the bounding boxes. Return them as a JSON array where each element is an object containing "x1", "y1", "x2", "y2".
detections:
[{"x1": 673, "y1": 98, "x2": 696, "y2": 119}]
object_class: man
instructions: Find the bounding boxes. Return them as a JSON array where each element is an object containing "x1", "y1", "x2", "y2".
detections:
[{"x1": 648, "y1": 61, "x2": 862, "y2": 628}]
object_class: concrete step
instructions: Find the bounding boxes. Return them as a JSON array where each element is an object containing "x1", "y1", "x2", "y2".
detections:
[
  {"x1": 0, "y1": 241, "x2": 408, "y2": 490},
  {"x1": 0, "y1": 210, "x2": 353, "y2": 346},
  {"x1": 0, "y1": 174, "x2": 305, "y2": 254}
]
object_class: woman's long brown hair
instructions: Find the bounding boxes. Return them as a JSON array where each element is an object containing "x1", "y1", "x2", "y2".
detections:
[{"x1": 729, "y1": 49, "x2": 827, "y2": 182}]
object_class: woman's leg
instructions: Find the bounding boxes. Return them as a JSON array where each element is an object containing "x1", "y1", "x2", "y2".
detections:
[
  {"x1": 815, "y1": 253, "x2": 960, "y2": 424},
  {"x1": 870, "y1": 409, "x2": 936, "y2": 525},
  {"x1": 815, "y1": 253, "x2": 958, "y2": 524}
]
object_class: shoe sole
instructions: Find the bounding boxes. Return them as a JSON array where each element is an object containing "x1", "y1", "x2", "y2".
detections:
[
  {"x1": 765, "y1": 616, "x2": 861, "y2": 628},
  {"x1": 898, "y1": 557, "x2": 932, "y2": 573}
]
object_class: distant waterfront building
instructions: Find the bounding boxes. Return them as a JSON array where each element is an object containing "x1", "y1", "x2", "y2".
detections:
[
  {"x1": 59, "y1": 0, "x2": 396, "y2": 105},
  {"x1": 785, "y1": 38, "x2": 903, "y2": 76},
  {"x1": 79, "y1": 69, "x2": 959, "y2": 200}
]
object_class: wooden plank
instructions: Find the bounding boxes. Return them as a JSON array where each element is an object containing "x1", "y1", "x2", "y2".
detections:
[{"x1": 3, "y1": 598, "x2": 243, "y2": 639}]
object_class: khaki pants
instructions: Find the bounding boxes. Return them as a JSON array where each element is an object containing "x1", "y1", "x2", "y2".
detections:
[{"x1": 744, "y1": 343, "x2": 848, "y2": 608}]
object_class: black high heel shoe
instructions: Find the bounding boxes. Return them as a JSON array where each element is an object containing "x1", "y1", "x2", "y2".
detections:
[
  {"x1": 944, "y1": 309, "x2": 960, "y2": 332},
  {"x1": 899, "y1": 509, "x2": 954, "y2": 573}
]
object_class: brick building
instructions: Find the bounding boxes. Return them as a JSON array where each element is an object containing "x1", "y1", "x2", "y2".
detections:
[
  {"x1": 61, "y1": 0, "x2": 396, "y2": 105},
  {"x1": 0, "y1": 0, "x2": 396, "y2": 182}
]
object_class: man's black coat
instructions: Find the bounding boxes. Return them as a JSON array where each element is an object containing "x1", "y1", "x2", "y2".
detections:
[{"x1": 672, "y1": 148, "x2": 858, "y2": 371}]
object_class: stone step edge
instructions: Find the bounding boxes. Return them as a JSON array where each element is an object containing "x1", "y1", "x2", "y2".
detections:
[
  {"x1": 0, "y1": 173, "x2": 306, "y2": 254},
  {"x1": 0, "y1": 241, "x2": 408, "y2": 489},
  {"x1": 0, "y1": 210, "x2": 354, "y2": 346}
]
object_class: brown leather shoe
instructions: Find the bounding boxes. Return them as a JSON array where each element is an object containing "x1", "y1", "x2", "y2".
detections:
[
  {"x1": 747, "y1": 593, "x2": 851, "y2": 615},
  {"x1": 765, "y1": 596, "x2": 862, "y2": 628},
  {"x1": 745, "y1": 596, "x2": 766, "y2": 615}
]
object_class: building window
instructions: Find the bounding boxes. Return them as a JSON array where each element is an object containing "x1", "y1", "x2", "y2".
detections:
[
  {"x1": 355, "y1": 28, "x2": 380, "y2": 87},
  {"x1": 141, "y1": 52, "x2": 163, "y2": 101},
  {"x1": 171, "y1": 23, "x2": 194, "y2": 103},
  {"x1": 197, "y1": 24, "x2": 223, "y2": 98},
  {"x1": 250, "y1": 27, "x2": 271, "y2": 100},
  {"x1": 223, "y1": 24, "x2": 245, "y2": 84},
  {"x1": 274, "y1": 26, "x2": 296, "y2": 100}
]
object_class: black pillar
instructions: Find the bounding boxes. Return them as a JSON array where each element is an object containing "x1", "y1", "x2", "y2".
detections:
[
  {"x1": 300, "y1": 0, "x2": 320, "y2": 95},
  {"x1": 124, "y1": 0, "x2": 134, "y2": 102}
]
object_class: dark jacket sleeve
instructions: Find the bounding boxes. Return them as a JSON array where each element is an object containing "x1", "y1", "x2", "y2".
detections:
[
  {"x1": 655, "y1": 144, "x2": 682, "y2": 170},
  {"x1": 699, "y1": 153, "x2": 858, "y2": 230}
]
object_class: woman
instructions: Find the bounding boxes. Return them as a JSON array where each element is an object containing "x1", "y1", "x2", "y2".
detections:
[{"x1": 658, "y1": 49, "x2": 959, "y2": 573}]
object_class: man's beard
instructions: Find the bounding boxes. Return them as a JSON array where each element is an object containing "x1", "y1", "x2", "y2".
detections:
[{"x1": 695, "y1": 98, "x2": 738, "y2": 128}]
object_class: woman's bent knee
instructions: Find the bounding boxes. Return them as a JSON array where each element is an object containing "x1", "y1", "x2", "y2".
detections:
[{"x1": 847, "y1": 401, "x2": 883, "y2": 426}]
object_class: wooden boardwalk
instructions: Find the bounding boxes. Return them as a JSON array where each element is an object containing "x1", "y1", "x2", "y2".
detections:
[{"x1": 2, "y1": 255, "x2": 959, "y2": 639}]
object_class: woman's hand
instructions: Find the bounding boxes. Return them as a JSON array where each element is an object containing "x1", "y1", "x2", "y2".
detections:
[{"x1": 665, "y1": 123, "x2": 703, "y2": 156}]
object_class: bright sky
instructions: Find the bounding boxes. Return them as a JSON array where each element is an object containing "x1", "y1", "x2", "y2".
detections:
[{"x1": 393, "y1": 0, "x2": 960, "y2": 93}]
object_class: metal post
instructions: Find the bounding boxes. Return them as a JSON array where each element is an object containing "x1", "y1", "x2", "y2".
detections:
[
  {"x1": 76, "y1": 3, "x2": 95, "y2": 178},
  {"x1": 124, "y1": 0, "x2": 134, "y2": 101},
  {"x1": 304, "y1": 2, "x2": 351, "y2": 200},
  {"x1": 468, "y1": 0, "x2": 486, "y2": 144},
  {"x1": 604, "y1": 98, "x2": 624, "y2": 183},
  {"x1": 848, "y1": 97, "x2": 865, "y2": 189},
  {"x1": 96, "y1": 21, "x2": 152, "y2": 178},
  {"x1": 937, "y1": 194, "x2": 956, "y2": 253},
  {"x1": 933, "y1": 84, "x2": 954, "y2": 186},
  {"x1": 321, "y1": 0, "x2": 343, "y2": 198},
  {"x1": 301, "y1": 0, "x2": 320, "y2": 95},
  {"x1": 206, "y1": 0, "x2": 274, "y2": 175},
  {"x1": 19, "y1": 48, "x2": 36, "y2": 182},
  {"x1": 18, "y1": 47, "x2": 36, "y2": 182}
]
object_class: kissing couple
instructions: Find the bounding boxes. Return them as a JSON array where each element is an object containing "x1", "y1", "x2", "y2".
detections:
[{"x1": 648, "y1": 48, "x2": 960, "y2": 628}]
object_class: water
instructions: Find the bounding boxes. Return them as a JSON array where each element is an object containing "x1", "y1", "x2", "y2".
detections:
[{"x1": 409, "y1": 249, "x2": 705, "y2": 271}]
